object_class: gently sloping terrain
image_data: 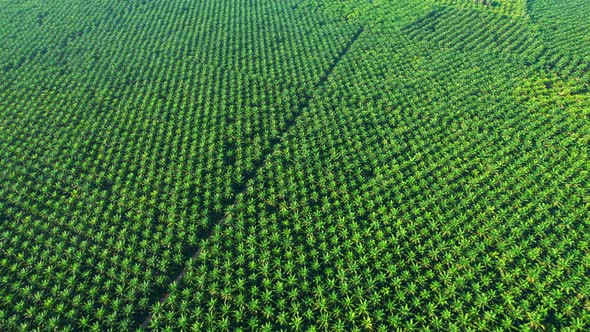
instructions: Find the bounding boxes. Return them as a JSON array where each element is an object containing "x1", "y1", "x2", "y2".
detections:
[
  {"x1": 138, "y1": 24, "x2": 365, "y2": 329},
  {"x1": 145, "y1": 5, "x2": 590, "y2": 332},
  {"x1": 403, "y1": 5, "x2": 590, "y2": 82},
  {"x1": 433, "y1": 0, "x2": 526, "y2": 17},
  {"x1": 528, "y1": 0, "x2": 590, "y2": 61},
  {"x1": 0, "y1": 0, "x2": 360, "y2": 329},
  {"x1": 402, "y1": 7, "x2": 544, "y2": 59},
  {"x1": 1, "y1": 0, "x2": 589, "y2": 330}
]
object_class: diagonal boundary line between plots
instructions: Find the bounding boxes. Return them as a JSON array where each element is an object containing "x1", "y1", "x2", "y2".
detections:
[{"x1": 138, "y1": 25, "x2": 364, "y2": 330}]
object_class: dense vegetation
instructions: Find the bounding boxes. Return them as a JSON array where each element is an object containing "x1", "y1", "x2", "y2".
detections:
[
  {"x1": 528, "y1": 0, "x2": 590, "y2": 61},
  {"x1": 1, "y1": 0, "x2": 588, "y2": 330}
]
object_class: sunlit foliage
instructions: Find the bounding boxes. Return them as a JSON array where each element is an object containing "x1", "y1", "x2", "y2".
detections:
[{"x1": 0, "y1": 0, "x2": 588, "y2": 330}]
